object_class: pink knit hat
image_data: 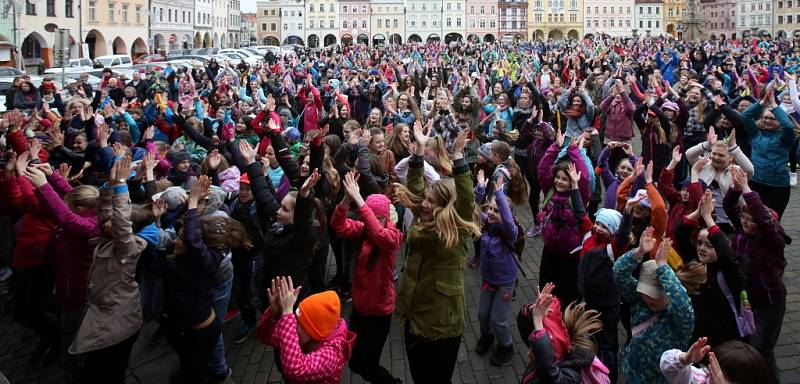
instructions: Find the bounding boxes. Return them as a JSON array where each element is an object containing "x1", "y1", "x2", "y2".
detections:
[{"x1": 365, "y1": 194, "x2": 392, "y2": 222}]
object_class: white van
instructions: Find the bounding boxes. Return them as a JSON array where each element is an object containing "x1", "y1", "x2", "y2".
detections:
[
  {"x1": 45, "y1": 58, "x2": 94, "y2": 74},
  {"x1": 93, "y1": 54, "x2": 133, "y2": 69}
]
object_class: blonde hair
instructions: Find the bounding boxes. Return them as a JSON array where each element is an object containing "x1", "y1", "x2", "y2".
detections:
[
  {"x1": 563, "y1": 302, "x2": 603, "y2": 354},
  {"x1": 426, "y1": 136, "x2": 452, "y2": 176},
  {"x1": 393, "y1": 179, "x2": 481, "y2": 248},
  {"x1": 321, "y1": 155, "x2": 340, "y2": 202},
  {"x1": 64, "y1": 185, "x2": 100, "y2": 211},
  {"x1": 676, "y1": 261, "x2": 708, "y2": 295}
]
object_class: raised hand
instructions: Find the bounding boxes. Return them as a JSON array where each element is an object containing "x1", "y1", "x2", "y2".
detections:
[
  {"x1": 58, "y1": 163, "x2": 72, "y2": 179},
  {"x1": 300, "y1": 169, "x2": 320, "y2": 198},
  {"x1": 699, "y1": 189, "x2": 715, "y2": 219},
  {"x1": 151, "y1": 198, "x2": 167, "y2": 219},
  {"x1": 342, "y1": 170, "x2": 364, "y2": 207},
  {"x1": 707, "y1": 352, "x2": 729, "y2": 384},
  {"x1": 655, "y1": 237, "x2": 672, "y2": 266},
  {"x1": 477, "y1": 169, "x2": 487, "y2": 189},
  {"x1": 645, "y1": 161, "x2": 654, "y2": 184},
  {"x1": 112, "y1": 142, "x2": 127, "y2": 158},
  {"x1": 671, "y1": 145, "x2": 682, "y2": 164},
  {"x1": 189, "y1": 175, "x2": 212, "y2": 207},
  {"x1": 277, "y1": 276, "x2": 302, "y2": 316},
  {"x1": 692, "y1": 157, "x2": 711, "y2": 180},
  {"x1": 239, "y1": 139, "x2": 258, "y2": 165},
  {"x1": 637, "y1": 226, "x2": 657, "y2": 259},
  {"x1": 494, "y1": 174, "x2": 506, "y2": 193},
  {"x1": 22, "y1": 166, "x2": 48, "y2": 188},
  {"x1": 348, "y1": 128, "x2": 362, "y2": 146},
  {"x1": 730, "y1": 165, "x2": 750, "y2": 192},
  {"x1": 451, "y1": 128, "x2": 469, "y2": 159},
  {"x1": 567, "y1": 162, "x2": 581, "y2": 189},
  {"x1": 679, "y1": 337, "x2": 711, "y2": 365},
  {"x1": 267, "y1": 278, "x2": 282, "y2": 318},
  {"x1": 532, "y1": 282, "x2": 555, "y2": 330},
  {"x1": 208, "y1": 149, "x2": 221, "y2": 170},
  {"x1": 14, "y1": 151, "x2": 30, "y2": 177},
  {"x1": 412, "y1": 121, "x2": 429, "y2": 150},
  {"x1": 633, "y1": 157, "x2": 645, "y2": 179},
  {"x1": 555, "y1": 127, "x2": 565, "y2": 148},
  {"x1": 49, "y1": 128, "x2": 64, "y2": 147},
  {"x1": 707, "y1": 126, "x2": 718, "y2": 147},
  {"x1": 143, "y1": 126, "x2": 155, "y2": 141},
  {"x1": 28, "y1": 138, "x2": 42, "y2": 160},
  {"x1": 727, "y1": 129, "x2": 737, "y2": 148}
]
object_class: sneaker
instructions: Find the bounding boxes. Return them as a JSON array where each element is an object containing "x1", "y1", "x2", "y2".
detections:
[
  {"x1": 475, "y1": 334, "x2": 494, "y2": 356},
  {"x1": 489, "y1": 344, "x2": 513, "y2": 366},
  {"x1": 791, "y1": 172, "x2": 797, "y2": 187},
  {"x1": 526, "y1": 223, "x2": 542, "y2": 238},
  {"x1": 234, "y1": 322, "x2": 254, "y2": 345},
  {"x1": 0, "y1": 267, "x2": 11, "y2": 282}
]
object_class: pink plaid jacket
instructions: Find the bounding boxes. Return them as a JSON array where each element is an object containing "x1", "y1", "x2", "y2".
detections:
[{"x1": 257, "y1": 310, "x2": 356, "y2": 384}]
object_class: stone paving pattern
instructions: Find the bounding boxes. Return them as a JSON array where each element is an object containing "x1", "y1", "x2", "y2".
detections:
[{"x1": 1, "y1": 190, "x2": 799, "y2": 384}]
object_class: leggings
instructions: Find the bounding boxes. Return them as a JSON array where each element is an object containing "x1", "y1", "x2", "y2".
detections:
[
  {"x1": 349, "y1": 309, "x2": 395, "y2": 383},
  {"x1": 83, "y1": 330, "x2": 140, "y2": 384},
  {"x1": 516, "y1": 154, "x2": 542, "y2": 223},
  {"x1": 13, "y1": 264, "x2": 59, "y2": 348},
  {"x1": 404, "y1": 323, "x2": 461, "y2": 383}
]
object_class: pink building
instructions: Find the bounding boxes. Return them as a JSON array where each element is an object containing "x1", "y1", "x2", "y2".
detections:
[
  {"x1": 466, "y1": 0, "x2": 499, "y2": 42},
  {"x1": 701, "y1": 0, "x2": 738, "y2": 39},
  {"x1": 340, "y1": 0, "x2": 371, "y2": 45}
]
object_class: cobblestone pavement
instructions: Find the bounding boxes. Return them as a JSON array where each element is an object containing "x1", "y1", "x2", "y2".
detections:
[{"x1": 1, "y1": 193, "x2": 799, "y2": 384}]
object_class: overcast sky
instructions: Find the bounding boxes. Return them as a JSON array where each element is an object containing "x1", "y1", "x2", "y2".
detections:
[{"x1": 242, "y1": 0, "x2": 256, "y2": 13}]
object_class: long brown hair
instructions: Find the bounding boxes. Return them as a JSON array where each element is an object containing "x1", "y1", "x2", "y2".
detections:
[
  {"x1": 393, "y1": 179, "x2": 481, "y2": 248},
  {"x1": 386, "y1": 123, "x2": 410, "y2": 157},
  {"x1": 491, "y1": 141, "x2": 529, "y2": 205},
  {"x1": 200, "y1": 216, "x2": 253, "y2": 250}
]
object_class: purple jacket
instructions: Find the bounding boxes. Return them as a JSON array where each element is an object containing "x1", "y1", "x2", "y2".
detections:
[
  {"x1": 724, "y1": 188, "x2": 788, "y2": 305},
  {"x1": 475, "y1": 187, "x2": 518, "y2": 286},
  {"x1": 37, "y1": 173, "x2": 100, "y2": 309},
  {"x1": 598, "y1": 148, "x2": 638, "y2": 209}
]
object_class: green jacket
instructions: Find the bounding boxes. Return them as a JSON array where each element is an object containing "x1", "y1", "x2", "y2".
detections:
[{"x1": 396, "y1": 155, "x2": 475, "y2": 340}]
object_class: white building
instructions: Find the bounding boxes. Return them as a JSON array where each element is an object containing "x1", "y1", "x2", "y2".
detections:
[
  {"x1": 306, "y1": 0, "x2": 339, "y2": 47},
  {"x1": 151, "y1": 0, "x2": 195, "y2": 53},
  {"x1": 405, "y1": 0, "x2": 443, "y2": 42},
  {"x1": 212, "y1": 0, "x2": 230, "y2": 47},
  {"x1": 280, "y1": 0, "x2": 305, "y2": 44},
  {"x1": 195, "y1": 0, "x2": 214, "y2": 47},
  {"x1": 442, "y1": 0, "x2": 467, "y2": 42},
  {"x1": 634, "y1": 0, "x2": 665, "y2": 36},
  {"x1": 738, "y1": 0, "x2": 772, "y2": 36},
  {"x1": 584, "y1": 0, "x2": 634, "y2": 36},
  {"x1": 228, "y1": 0, "x2": 241, "y2": 47}
]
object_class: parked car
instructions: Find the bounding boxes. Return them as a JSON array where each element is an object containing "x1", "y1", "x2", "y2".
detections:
[
  {"x1": 134, "y1": 54, "x2": 166, "y2": 64},
  {"x1": 132, "y1": 62, "x2": 169, "y2": 73},
  {"x1": 94, "y1": 54, "x2": 133, "y2": 69},
  {"x1": 44, "y1": 58, "x2": 95, "y2": 74},
  {"x1": 0, "y1": 66, "x2": 25, "y2": 77},
  {"x1": 218, "y1": 49, "x2": 262, "y2": 66}
]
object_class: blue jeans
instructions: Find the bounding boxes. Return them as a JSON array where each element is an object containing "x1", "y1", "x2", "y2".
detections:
[
  {"x1": 477, "y1": 283, "x2": 514, "y2": 347},
  {"x1": 208, "y1": 257, "x2": 234, "y2": 377}
]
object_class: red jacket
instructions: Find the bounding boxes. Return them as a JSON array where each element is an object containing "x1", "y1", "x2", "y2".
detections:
[
  {"x1": 658, "y1": 168, "x2": 703, "y2": 246},
  {"x1": 0, "y1": 175, "x2": 55, "y2": 269},
  {"x1": 330, "y1": 202, "x2": 403, "y2": 316}
]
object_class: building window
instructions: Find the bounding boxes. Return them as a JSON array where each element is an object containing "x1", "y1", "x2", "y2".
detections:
[
  {"x1": 480, "y1": 19, "x2": 486, "y2": 27},
  {"x1": 457, "y1": 17, "x2": 461, "y2": 26},
  {"x1": 394, "y1": 19, "x2": 398, "y2": 27},
  {"x1": 342, "y1": 20, "x2": 348, "y2": 28},
  {"x1": 378, "y1": 19, "x2": 382, "y2": 27},
  {"x1": 46, "y1": 0, "x2": 55, "y2": 16},
  {"x1": 271, "y1": 22, "x2": 276, "y2": 30},
  {"x1": 471, "y1": 5, "x2": 475, "y2": 13},
  {"x1": 310, "y1": 20, "x2": 314, "y2": 28},
  {"x1": 490, "y1": 20, "x2": 495, "y2": 27},
  {"x1": 168, "y1": 8, "x2": 171, "y2": 22},
  {"x1": 570, "y1": 13, "x2": 576, "y2": 21},
  {"x1": 655, "y1": 20, "x2": 659, "y2": 27},
  {"x1": 25, "y1": 0, "x2": 35, "y2": 15},
  {"x1": 491, "y1": 6, "x2": 495, "y2": 13},
  {"x1": 261, "y1": 22, "x2": 267, "y2": 30},
  {"x1": 65, "y1": 0, "x2": 73, "y2": 17},
  {"x1": 586, "y1": 6, "x2": 590, "y2": 13},
  {"x1": 362, "y1": 20, "x2": 366, "y2": 28},
  {"x1": 342, "y1": 5, "x2": 347, "y2": 13},
  {"x1": 122, "y1": 4, "x2": 128, "y2": 22},
  {"x1": 656, "y1": 7, "x2": 659, "y2": 14},
  {"x1": 283, "y1": 23, "x2": 287, "y2": 30},
  {"x1": 108, "y1": 3, "x2": 115, "y2": 22}
]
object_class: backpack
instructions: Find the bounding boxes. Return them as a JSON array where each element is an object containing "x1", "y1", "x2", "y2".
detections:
[
  {"x1": 510, "y1": 217, "x2": 525, "y2": 260},
  {"x1": 580, "y1": 357, "x2": 611, "y2": 384}
]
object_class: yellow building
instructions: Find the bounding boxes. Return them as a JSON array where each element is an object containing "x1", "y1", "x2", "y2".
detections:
[
  {"x1": 83, "y1": 0, "x2": 150, "y2": 59},
  {"x1": 663, "y1": 0, "x2": 686, "y2": 36},
  {"x1": 256, "y1": 0, "x2": 281, "y2": 45},
  {"x1": 528, "y1": 0, "x2": 583, "y2": 39}
]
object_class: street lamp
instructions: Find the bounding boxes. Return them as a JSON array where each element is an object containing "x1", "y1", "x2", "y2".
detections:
[{"x1": 2, "y1": 0, "x2": 38, "y2": 69}]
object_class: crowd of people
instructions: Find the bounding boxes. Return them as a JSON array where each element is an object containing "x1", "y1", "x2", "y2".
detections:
[{"x1": 0, "y1": 34, "x2": 795, "y2": 384}]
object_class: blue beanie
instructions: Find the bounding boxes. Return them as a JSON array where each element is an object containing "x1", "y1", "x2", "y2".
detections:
[{"x1": 595, "y1": 208, "x2": 623, "y2": 235}]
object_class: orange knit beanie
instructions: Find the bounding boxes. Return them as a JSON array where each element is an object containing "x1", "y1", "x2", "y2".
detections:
[{"x1": 298, "y1": 291, "x2": 341, "y2": 341}]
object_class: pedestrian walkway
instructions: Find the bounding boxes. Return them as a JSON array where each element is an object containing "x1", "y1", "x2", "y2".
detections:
[{"x1": 1, "y1": 195, "x2": 799, "y2": 383}]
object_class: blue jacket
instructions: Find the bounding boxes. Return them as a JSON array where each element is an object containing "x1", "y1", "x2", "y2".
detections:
[
  {"x1": 741, "y1": 102, "x2": 797, "y2": 187},
  {"x1": 475, "y1": 187, "x2": 518, "y2": 286},
  {"x1": 656, "y1": 51, "x2": 680, "y2": 84},
  {"x1": 613, "y1": 250, "x2": 694, "y2": 384}
]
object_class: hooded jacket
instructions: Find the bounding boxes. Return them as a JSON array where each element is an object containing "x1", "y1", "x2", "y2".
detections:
[
  {"x1": 331, "y1": 201, "x2": 403, "y2": 316},
  {"x1": 36, "y1": 173, "x2": 100, "y2": 309},
  {"x1": 474, "y1": 187, "x2": 518, "y2": 286},
  {"x1": 257, "y1": 313, "x2": 355, "y2": 384}
]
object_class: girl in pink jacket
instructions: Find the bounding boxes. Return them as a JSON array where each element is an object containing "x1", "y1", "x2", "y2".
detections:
[
  {"x1": 257, "y1": 277, "x2": 355, "y2": 384},
  {"x1": 331, "y1": 171, "x2": 403, "y2": 384}
]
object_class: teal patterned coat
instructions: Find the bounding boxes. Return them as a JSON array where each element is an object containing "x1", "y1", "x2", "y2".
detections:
[{"x1": 613, "y1": 250, "x2": 695, "y2": 384}]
